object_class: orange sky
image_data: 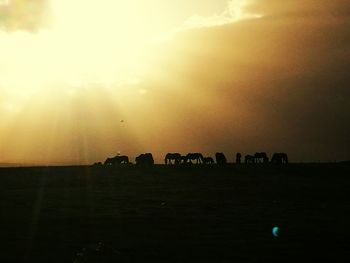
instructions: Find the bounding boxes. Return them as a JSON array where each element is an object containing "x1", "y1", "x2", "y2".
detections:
[{"x1": 0, "y1": 0, "x2": 349, "y2": 165}]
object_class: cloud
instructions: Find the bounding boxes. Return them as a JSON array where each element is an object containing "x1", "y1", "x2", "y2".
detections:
[
  {"x1": 0, "y1": 0, "x2": 50, "y2": 32},
  {"x1": 141, "y1": 0, "x2": 350, "y2": 161},
  {"x1": 180, "y1": 0, "x2": 350, "y2": 30},
  {"x1": 181, "y1": 0, "x2": 259, "y2": 29},
  {"x1": 246, "y1": 0, "x2": 350, "y2": 18},
  {"x1": 1, "y1": 1, "x2": 349, "y2": 163}
]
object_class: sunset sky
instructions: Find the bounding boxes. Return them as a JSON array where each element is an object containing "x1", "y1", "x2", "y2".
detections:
[{"x1": 0, "y1": 0, "x2": 349, "y2": 165}]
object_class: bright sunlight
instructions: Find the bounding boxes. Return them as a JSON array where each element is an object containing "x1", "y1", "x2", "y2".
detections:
[
  {"x1": 0, "y1": 0, "x2": 254, "y2": 165},
  {"x1": 0, "y1": 0, "x2": 251, "y2": 93}
]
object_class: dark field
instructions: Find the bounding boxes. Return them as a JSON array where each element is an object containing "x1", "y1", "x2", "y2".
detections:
[{"x1": 1, "y1": 164, "x2": 350, "y2": 262}]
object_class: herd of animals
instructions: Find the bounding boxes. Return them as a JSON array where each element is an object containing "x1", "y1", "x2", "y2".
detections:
[{"x1": 97, "y1": 152, "x2": 288, "y2": 167}]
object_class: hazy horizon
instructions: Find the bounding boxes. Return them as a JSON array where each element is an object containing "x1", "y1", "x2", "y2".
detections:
[{"x1": 0, "y1": 0, "x2": 349, "y2": 165}]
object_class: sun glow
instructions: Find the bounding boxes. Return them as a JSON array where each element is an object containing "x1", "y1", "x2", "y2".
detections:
[
  {"x1": 0, "y1": 0, "x2": 253, "y2": 93},
  {"x1": 0, "y1": 0, "x2": 250, "y2": 97},
  {"x1": 0, "y1": 0, "x2": 164, "y2": 93},
  {"x1": 0, "y1": 0, "x2": 255, "y2": 165}
]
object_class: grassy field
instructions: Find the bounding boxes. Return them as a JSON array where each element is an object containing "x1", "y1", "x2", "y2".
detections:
[{"x1": 0, "y1": 163, "x2": 350, "y2": 262}]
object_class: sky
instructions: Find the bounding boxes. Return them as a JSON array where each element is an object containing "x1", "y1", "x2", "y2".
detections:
[{"x1": 0, "y1": 0, "x2": 349, "y2": 165}]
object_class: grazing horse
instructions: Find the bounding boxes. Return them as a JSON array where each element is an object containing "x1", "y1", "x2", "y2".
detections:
[
  {"x1": 215, "y1": 152, "x2": 227, "y2": 165},
  {"x1": 271, "y1": 153, "x2": 289, "y2": 164},
  {"x1": 104, "y1": 155, "x2": 129, "y2": 165},
  {"x1": 245, "y1": 155, "x2": 255, "y2": 164},
  {"x1": 203, "y1": 157, "x2": 215, "y2": 164},
  {"x1": 236, "y1": 153, "x2": 242, "y2": 164},
  {"x1": 136, "y1": 153, "x2": 154, "y2": 167},
  {"x1": 165, "y1": 153, "x2": 182, "y2": 165},
  {"x1": 185, "y1": 153, "x2": 204, "y2": 164},
  {"x1": 180, "y1": 155, "x2": 188, "y2": 164},
  {"x1": 254, "y1": 152, "x2": 269, "y2": 163}
]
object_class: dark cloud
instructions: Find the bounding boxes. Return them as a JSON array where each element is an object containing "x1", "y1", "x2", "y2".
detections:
[
  {"x1": 0, "y1": 0, "x2": 50, "y2": 32},
  {"x1": 141, "y1": 1, "x2": 350, "y2": 162},
  {"x1": 246, "y1": 0, "x2": 350, "y2": 18}
]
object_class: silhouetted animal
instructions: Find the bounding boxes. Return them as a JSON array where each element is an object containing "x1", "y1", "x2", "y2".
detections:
[
  {"x1": 215, "y1": 152, "x2": 227, "y2": 165},
  {"x1": 185, "y1": 153, "x2": 204, "y2": 164},
  {"x1": 245, "y1": 155, "x2": 255, "y2": 163},
  {"x1": 271, "y1": 153, "x2": 289, "y2": 164},
  {"x1": 254, "y1": 152, "x2": 269, "y2": 163},
  {"x1": 165, "y1": 153, "x2": 182, "y2": 165},
  {"x1": 236, "y1": 153, "x2": 242, "y2": 164},
  {"x1": 135, "y1": 153, "x2": 154, "y2": 167},
  {"x1": 104, "y1": 155, "x2": 129, "y2": 165},
  {"x1": 180, "y1": 155, "x2": 188, "y2": 164},
  {"x1": 203, "y1": 157, "x2": 214, "y2": 164}
]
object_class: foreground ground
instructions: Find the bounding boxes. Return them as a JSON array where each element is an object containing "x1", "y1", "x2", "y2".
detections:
[{"x1": 0, "y1": 163, "x2": 350, "y2": 262}]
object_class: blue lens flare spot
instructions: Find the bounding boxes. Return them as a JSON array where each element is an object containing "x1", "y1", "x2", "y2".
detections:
[{"x1": 272, "y1": 227, "x2": 280, "y2": 237}]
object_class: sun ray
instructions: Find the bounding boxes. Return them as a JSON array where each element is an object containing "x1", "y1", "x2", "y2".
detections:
[{"x1": 0, "y1": 0, "x2": 258, "y2": 165}]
